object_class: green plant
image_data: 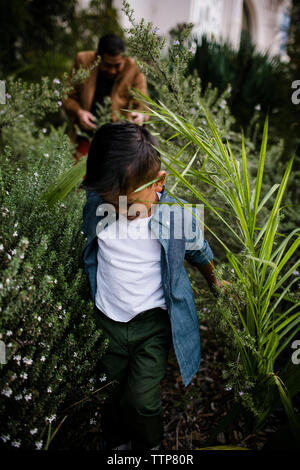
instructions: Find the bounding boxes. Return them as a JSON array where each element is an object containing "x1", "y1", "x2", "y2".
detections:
[
  {"x1": 132, "y1": 90, "x2": 300, "y2": 431},
  {"x1": 0, "y1": 125, "x2": 108, "y2": 449}
]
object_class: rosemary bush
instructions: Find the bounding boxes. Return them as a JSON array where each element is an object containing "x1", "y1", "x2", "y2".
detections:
[{"x1": 0, "y1": 80, "x2": 108, "y2": 450}]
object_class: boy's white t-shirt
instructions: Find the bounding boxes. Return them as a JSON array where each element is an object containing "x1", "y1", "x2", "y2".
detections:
[{"x1": 95, "y1": 193, "x2": 167, "y2": 322}]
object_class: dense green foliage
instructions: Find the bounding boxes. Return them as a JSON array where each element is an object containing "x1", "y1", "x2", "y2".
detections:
[
  {"x1": 0, "y1": 77, "x2": 108, "y2": 450},
  {"x1": 190, "y1": 33, "x2": 286, "y2": 130}
]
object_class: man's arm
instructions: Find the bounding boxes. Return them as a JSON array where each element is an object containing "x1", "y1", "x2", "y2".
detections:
[
  {"x1": 130, "y1": 71, "x2": 149, "y2": 123},
  {"x1": 62, "y1": 54, "x2": 82, "y2": 118},
  {"x1": 62, "y1": 53, "x2": 97, "y2": 130}
]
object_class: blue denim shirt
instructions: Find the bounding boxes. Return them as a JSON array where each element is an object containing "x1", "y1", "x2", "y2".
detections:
[{"x1": 82, "y1": 188, "x2": 214, "y2": 386}]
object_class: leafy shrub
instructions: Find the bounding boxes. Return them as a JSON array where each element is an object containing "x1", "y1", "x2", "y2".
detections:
[{"x1": 0, "y1": 94, "x2": 107, "y2": 449}]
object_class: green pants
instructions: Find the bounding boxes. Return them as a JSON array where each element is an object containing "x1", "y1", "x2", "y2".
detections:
[{"x1": 93, "y1": 305, "x2": 172, "y2": 450}]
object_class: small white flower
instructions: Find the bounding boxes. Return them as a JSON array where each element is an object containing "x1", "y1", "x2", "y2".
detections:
[
  {"x1": 20, "y1": 372, "x2": 28, "y2": 380},
  {"x1": 45, "y1": 415, "x2": 56, "y2": 424},
  {"x1": 90, "y1": 418, "x2": 96, "y2": 425},
  {"x1": 7, "y1": 254, "x2": 11, "y2": 260},
  {"x1": 34, "y1": 172, "x2": 38, "y2": 177},
  {"x1": 14, "y1": 394, "x2": 22, "y2": 400},
  {"x1": 6, "y1": 330, "x2": 13, "y2": 336},
  {"x1": 11, "y1": 249, "x2": 16, "y2": 255},
  {"x1": 47, "y1": 387, "x2": 52, "y2": 393},
  {"x1": 53, "y1": 78, "x2": 60, "y2": 84},
  {"x1": 40, "y1": 356, "x2": 46, "y2": 362},
  {"x1": 37, "y1": 316, "x2": 42, "y2": 322},
  {"x1": 23, "y1": 357, "x2": 33, "y2": 365},
  {"x1": 151, "y1": 27, "x2": 159, "y2": 34},
  {"x1": 35, "y1": 440, "x2": 43, "y2": 450},
  {"x1": 11, "y1": 440, "x2": 21, "y2": 448},
  {"x1": 1, "y1": 434, "x2": 10, "y2": 442},
  {"x1": 225, "y1": 387, "x2": 232, "y2": 391},
  {"x1": 44, "y1": 153, "x2": 49, "y2": 158},
  {"x1": 239, "y1": 391, "x2": 244, "y2": 396},
  {"x1": 255, "y1": 104, "x2": 261, "y2": 111},
  {"x1": 0, "y1": 244, "x2": 4, "y2": 250},
  {"x1": 14, "y1": 222, "x2": 18, "y2": 228},
  {"x1": 292, "y1": 270, "x2": 299, "y2": 276},
  {"x1": 24, "y1": 393, "x2": 32, "y2": 401},
  {"x1": 99, "y1": 374, "x2": 107, "y2": 382},
  {"x1": 54, "y1": 90, "x2": 60, "y2": 96},
  {"x1": 58, "y1": 101, "x2": 62, "y2": 106},
  {"x1": 54, "y1": 279, "x2": 58, "y2": 284},
  {"x1": 5, "y1": 93, "x2": 11, "y2": 99},
  {"x1": 57, "y1": 305, "x2": 62, "y2": 310},
  {"x1": 1, "y1": 388, "x2": 13, "y2": 397},
  {"x1": 42, "y1": 128, "x2": 47, "y2": 133},
  {"x1": 13, "y1": 354, "x2": 21, "y2": 362},
  {"x1": 173, "y1": 40, "x2": 180, "y2": 45},
  {"x1": 30, "y1": 428, "x2": 38, "y2": 435},
  {"x1": 13, "y1": 231, "x2": 18, "y2": 237},
  {"x1": 73, "y1": 352, "x2": 78, "y2": 357}
]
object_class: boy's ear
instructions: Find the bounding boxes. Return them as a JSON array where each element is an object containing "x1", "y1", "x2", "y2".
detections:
[{"x1": 154, "y1": 170, "x2": 166, "y2": 192}]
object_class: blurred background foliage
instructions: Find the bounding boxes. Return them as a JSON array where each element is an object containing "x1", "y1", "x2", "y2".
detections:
[{"x1": 0, "y1": 0, "x2": 123, "y2": 81}]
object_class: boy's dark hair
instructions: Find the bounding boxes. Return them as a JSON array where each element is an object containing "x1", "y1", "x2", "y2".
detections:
[
  {"x1": 97, "y1": 34, "x2": 125, "y2": 57},
  {"x1": 82, "y1": 123, "x2": 161, "y2": 198}
]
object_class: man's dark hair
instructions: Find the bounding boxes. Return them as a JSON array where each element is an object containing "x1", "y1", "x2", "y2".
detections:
[
  {"x1": 82, "y1": 123, "x2": 161, "y2": 199},
  {"x1": 97, "y1": 34, "x2": 125, "y2": 57}
]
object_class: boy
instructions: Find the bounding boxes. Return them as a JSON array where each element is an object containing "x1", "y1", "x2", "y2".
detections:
[{"x1": 82, "y1": 122, "x2": 221, "y2": 451}]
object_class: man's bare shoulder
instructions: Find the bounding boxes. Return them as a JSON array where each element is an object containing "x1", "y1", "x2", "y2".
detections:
[
  {"x1": 122, "y1": 56, "x2": 143, "y2": 76},
  {"x1": 76, "y1": 51, "x2": 98, "y2": 67}
]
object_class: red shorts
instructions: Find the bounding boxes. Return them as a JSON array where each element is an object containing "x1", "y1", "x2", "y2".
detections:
[{"x1": 75, "y1": 137, "x2": 90, "y2": 163}]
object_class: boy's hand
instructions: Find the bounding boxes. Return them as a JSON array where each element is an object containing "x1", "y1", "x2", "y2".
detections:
[
  {"x1": 210, "y1": 279, "x2": 230, "y2": 296},
  {"x1": 199, "y1": 261, "x2": 230, "y2": 296}
]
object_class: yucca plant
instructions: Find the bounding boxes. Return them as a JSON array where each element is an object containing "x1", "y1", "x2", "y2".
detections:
[{"x1": 132, "y1": 91, "x2": 300, "y2": 433}]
